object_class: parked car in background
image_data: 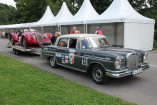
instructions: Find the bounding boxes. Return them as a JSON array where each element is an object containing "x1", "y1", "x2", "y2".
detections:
[
  {"x1": 41, "y1": 34, "x2": 149, "y2": 84},
  {"x1": 42, "y1": 33, "x2": 52, "y2": 45}
]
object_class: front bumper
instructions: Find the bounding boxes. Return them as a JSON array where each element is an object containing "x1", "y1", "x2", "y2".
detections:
[{"x1": 106, "y1": 63, "x2": 149, "y2": 78}]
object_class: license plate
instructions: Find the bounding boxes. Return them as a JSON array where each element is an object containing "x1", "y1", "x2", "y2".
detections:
[{"x1": 132, "y1": 68, "x2": 142, "y2": 75}]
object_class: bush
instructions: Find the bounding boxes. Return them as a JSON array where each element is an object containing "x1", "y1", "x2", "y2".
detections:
[
  {"x1": 154, "y1": 29, "x2": 157, "y2": 40},
  {"x1": 154, "y1": 40, "x2": 157, "y2": 49}
]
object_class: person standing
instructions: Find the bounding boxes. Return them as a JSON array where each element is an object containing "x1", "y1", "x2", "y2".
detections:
[
  {"x1": 70, "y1": 27, "x2": 77, "y2": 34},
  {"x1": 50, "y1": 32, "x2": 61, "y2": 45},
  {"x1": 95, "y1": 27, "x2": 103, "y2": 35}
]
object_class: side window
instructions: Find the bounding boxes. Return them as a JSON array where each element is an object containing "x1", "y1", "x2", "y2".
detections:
[
  {"x1": 57, "y1": 38, "x2": 68, "y2": 47},
  {"x1": 69, "y1": 38, "x2": 77, "y2": 49},
  {"x1": 81, "y1": 37, "x2": 89, "y2": 49}
]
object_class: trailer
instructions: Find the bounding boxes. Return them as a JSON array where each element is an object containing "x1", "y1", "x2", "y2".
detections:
[{"x1": 7, "y1": 44, "x2": 42, "y2": 55}]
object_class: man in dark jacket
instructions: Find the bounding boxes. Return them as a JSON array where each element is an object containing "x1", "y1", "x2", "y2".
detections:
[{"x1": 50, "y1": 32, "x2": 61, "y2": 45}]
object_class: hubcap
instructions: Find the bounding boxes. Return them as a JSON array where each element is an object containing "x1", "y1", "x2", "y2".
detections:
[
  {"x1": 96, "y1": 70, "x2": 102, "y2": 79},
  {"x1": 23, "y1": 39, "x2": 26, "y2": 48},
  {"x1": 50, "y1": 57, "x2": 55, "y2": 66},
  {"x1": 93, "y1": 67, "x2": 103, "y2": 81}
]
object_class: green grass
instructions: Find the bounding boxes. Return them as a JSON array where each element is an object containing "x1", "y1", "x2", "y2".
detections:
[
  {"x1": 154, "y1": 40, "x2": 157, "y2": 50},
  {"x1": 0, "y1": 54, "x2": 134, "y2": 105}
]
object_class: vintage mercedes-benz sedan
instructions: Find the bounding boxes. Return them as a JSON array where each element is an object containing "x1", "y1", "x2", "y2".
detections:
[{"x1": 41, "y1": 34, "x2": 149, "y2": 84}]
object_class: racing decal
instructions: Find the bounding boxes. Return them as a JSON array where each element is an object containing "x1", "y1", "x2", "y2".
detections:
[
  {"x1": 65, "y1": 56, "x2": 69, "y2": 63},
  {"x1": 82, "y1": 57, "x2": 88, "y2": 66},
  {"x1": 61, "y1": 55, "x2": 65, "y2": 64},
  {"x1": 68, "y1": 50, "x2": 76, "y2": 64}
]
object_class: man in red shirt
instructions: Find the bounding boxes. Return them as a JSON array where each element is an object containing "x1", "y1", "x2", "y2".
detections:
[
  {"x1": 70, "y1": 27, "x2": 77, "y2": 34},
  {"x1": 95, "y1": 27, "x2": 103, "y2": 35}
]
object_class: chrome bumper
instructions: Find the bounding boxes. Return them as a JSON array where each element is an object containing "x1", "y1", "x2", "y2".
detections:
[{"x1": 106, "y1": 63, "x2": 149, "y2": 78}]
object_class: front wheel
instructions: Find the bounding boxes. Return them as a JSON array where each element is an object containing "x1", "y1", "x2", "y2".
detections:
[
  {"x1": 49, "y1": 56, "x2": 58, "y2": 68},
  {"x1": 22, "y1": 37, "x2": 27, "y2": 49},
  {"x1": 91, "y1": 64, "x2": 108, "y2": 85}
]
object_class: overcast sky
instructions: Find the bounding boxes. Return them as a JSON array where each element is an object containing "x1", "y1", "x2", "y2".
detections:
[{"x1": 0, "y1": 0, "x2": 16, "y2": 7}]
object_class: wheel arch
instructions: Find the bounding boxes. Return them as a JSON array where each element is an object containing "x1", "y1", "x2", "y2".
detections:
[
  {"x1": 48, "y1": 55, "x2": 57, "y2": 62},
  {"x1": 87, "y1": 62, "x2": 106, "y2": 74}
]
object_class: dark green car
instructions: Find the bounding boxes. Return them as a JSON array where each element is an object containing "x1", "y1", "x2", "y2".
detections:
[{"x1": 41, "y1": 34, "x2": 149, "y2": 84}]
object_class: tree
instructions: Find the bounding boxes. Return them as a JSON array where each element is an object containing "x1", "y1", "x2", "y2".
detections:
[
  {"x1": 0, "y1": 10, "x2": 9, "y2": 25},
  {"x1": 0, "y1": 3, "x2": 16, "y2": 25},
  {"x1": 48, "y1": 0, "x2": 62, "y2": 16},
  {"x1": 90, "y1": 0, "x2": 113, "y2": 14},
  {"x1": 14, "y1": 0, "x2": 48, "y2": 23}
]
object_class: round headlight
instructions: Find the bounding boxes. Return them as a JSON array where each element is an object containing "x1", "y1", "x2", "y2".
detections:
[
  {"x1": 114, "y1": 56, "x2": 121, "y2": 70},
  {"x1": 143, "y1": 52, "x2": 148, "y2": 63}
]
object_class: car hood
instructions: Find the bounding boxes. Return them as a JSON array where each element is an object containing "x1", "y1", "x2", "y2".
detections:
[{"x1": 91, "y1": 47, "x2": 144, "y2": 57}]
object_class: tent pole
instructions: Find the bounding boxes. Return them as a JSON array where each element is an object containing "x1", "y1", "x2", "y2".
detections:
[
  {"x1": 42, "y1": 26, "x2": 45, "y2": 34},
  {"x1": 29, "y1": 26, "x2": 31, "y2": 31},
  {"x1": 41, "y1": 26, "x2": 44, "y2": 34},
  {"x1": 114, "y1": 23, "x2": 118, "y2": 46},
  {"x1": 60, "y1": 25, "x2": 61, "y2": 33},
  {"x1": 86, "y1": 24, "x2": 87, "y2": 34},
  {"x1": 84, "y1": 24, "x2": 85, "y2": 34},
  {"x1": 58, "y1": 24, "x2": 60, "y2": 32}
]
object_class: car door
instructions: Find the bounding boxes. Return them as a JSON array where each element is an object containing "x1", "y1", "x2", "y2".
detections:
[
  {"x1": 66, "y1": 38, "x2": 88, "y2": 72},
  {"x1": 55, "y1": 38, "x2": 69, "y2": 65}
]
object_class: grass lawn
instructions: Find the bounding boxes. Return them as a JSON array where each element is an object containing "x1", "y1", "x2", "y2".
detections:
[
  {"x1": 154, "y1": 40, "x2": 157, "y2": 50},
  {"x1": 0, "y1": 54, "x2": 134, "y2": 105}
]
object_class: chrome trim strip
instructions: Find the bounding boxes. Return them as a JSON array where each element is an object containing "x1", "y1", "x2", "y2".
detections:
[
  {"x1": 105, "y1": 69, "x2": 128, "y2": 73},
  {"x1": 106, "y1": 71, "x2": 132, "y2": 78},
  {"x1": 57, "y1": 63, "x2": 87, "y2": 73},
  {"x1": 43, "y1": 51, "x2": 114, "y2": 63}
]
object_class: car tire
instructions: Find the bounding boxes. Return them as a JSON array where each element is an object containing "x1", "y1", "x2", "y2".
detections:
[
  {"x1": 15, "y1": 50, "x2": 21, "y2": 55},
  {"x1": 22, "y1": 37, "x2": 27, "y2": 49},
  {"x1": 13, "y1": 48, "x2": 16, "y2": 54},
  {"x1": 11, "y1": 36, "x2": 15, "y2": 45},
  {"x1": 91, "y1": 64, "x2": 108, "y2": 85},
  {"x1": 49, "y1": 56, "x2": 58, "y2": 68}
]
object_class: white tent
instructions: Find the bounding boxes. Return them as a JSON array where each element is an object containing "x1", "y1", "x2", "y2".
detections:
[
  {"x1": 42, "y1": 2, "x2": 73, "y2": 27},
  {"x1": 87, "y1": 0, "x2": 155, "y2": 50},
  {"x1": 60, "y1": 0, "x2": 99, "y2": 25},
  {"x1": 31, "y1": 6, "x2": 55, "y2": 27},
  {"x1": 41, "y1": 2, "x2": 73, "y2": 34}
]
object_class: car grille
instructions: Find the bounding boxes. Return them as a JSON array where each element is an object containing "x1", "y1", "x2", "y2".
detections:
[
  {"x1": 127, "y1": 53, "x2": 139, "y2": 71},
  {"x1": 36, "y1": 34, "x2": 43, "y2": 45}
]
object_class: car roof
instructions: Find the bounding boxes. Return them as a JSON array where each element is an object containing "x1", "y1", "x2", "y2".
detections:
[{"x1": 59, "y1": 34, "x2": 106, "y2": 38}]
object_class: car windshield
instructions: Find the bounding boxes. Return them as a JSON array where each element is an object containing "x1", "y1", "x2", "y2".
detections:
[{"x1": 81, "y1": 37, "x2": 110, "y2": 49}]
